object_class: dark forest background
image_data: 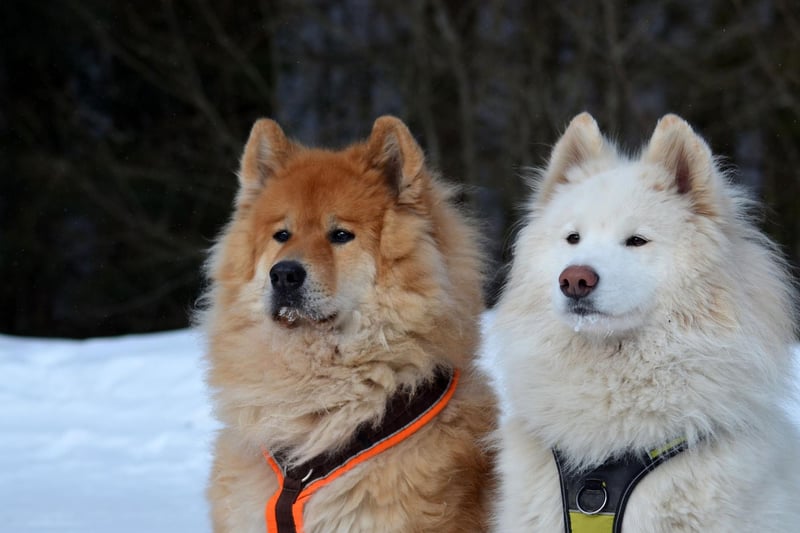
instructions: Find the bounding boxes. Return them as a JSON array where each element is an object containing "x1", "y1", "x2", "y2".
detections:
[{"x1": 2, "y1": 0, "x2": 799, "y2": 338}]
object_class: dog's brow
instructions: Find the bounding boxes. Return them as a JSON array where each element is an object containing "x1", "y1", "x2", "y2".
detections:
[
  {"x1": 262, "y1": 214, "x2": 289, "y2": 226},
  {"x1": 329, "y1": 215, "x2": 360, "y2": 226}
]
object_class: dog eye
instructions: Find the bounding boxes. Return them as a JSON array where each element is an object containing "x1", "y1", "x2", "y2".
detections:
[
  {"x1": 566, "y1": 232, "x2": 580, "y2": 244},
  {"x1": 625, "y1": 235, "x2": 649, "y2": 247},
  {"x1": 273, "y1": 230, "x2": 291, "y2": 243},
  {"x1": 329, "y1": 229, "x2": 355, "y2": 244}
]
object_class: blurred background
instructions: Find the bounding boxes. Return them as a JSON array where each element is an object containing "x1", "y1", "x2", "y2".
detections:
[{"x1": 2, "y1": 0, "x2": 799, "y2": 339}]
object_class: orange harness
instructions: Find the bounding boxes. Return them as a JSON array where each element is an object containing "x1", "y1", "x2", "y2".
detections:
[{"x1": 262, "y1": 367, "x2": 459, "y2": 533}]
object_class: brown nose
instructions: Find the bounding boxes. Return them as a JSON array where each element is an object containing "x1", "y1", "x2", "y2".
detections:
[{"x1": 559, "y1": 265, "x2": 599, "y2": 299}]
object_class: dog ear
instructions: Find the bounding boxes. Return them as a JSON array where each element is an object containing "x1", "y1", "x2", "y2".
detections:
[
  {"x1": 539, "y1": 112, "x2": 610, "y2": 200},
  {"x1": 365, "y1": 116, "x2": 426, "y2": 204},
  {"x1": 643, "y1": 114, "x2": 719, "y2": 216},
  {"x1": 237, "y1": 118, "x2": 293, "y2": 196}
]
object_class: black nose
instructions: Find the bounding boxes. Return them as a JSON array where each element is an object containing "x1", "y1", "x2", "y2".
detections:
[{"x1": 270, "y1": 261, "x2": 306, "y2": 291}]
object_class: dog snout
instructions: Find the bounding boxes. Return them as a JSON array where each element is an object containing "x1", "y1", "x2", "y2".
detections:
[
  {"x1": 559, "y1": 265, "x2": 599, "y2": 299},
  {"x1": 270, "y1": 260, "x2": 307, "y2": 292}
]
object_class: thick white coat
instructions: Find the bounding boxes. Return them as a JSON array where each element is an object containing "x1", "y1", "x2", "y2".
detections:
[{"x1": 491, "y1": 113, "x2": 800, "y2": 532}]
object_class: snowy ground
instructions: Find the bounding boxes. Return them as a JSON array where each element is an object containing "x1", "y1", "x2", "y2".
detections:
[
  {"x1": 0, "y1": 330, "x2": 217, "y2": 533},
  {"x1": 1, "y1": 324, "x2": 799, "y2": 533}
]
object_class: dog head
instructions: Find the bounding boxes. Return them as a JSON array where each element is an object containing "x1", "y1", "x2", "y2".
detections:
[
  {"x1": 205, "y1": 116, "x2": 481, "y2": 346},
  {"x1": 230, "y1": 116, "x2": 424, "y2": 330},
  {"x1": 513, "y1": 112, "x2": 732, "y2": 337}
]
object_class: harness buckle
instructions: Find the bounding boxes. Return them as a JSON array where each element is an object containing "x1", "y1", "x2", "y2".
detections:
[{"x1": 575, "y1": 478, "x2": 608, "y2": 515}]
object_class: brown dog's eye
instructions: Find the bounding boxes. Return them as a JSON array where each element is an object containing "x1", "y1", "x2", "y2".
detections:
[
  {"x1": 273, "y1": 230, "x2": 291, "y2": 243},
  {"x1": 566, "y1": 232, "x2": 580, "y2": 244},
  {"x1": 329, "y1": 229, "x2": 355, "y2": 244}
]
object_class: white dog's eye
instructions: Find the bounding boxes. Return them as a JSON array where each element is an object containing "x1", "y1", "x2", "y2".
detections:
[
  {"x1": 566, "y1": 232, "x2": 580, "y2": 245},
  {"x1": 625, "y1": 235, "x2": 649, "y2": 247}
]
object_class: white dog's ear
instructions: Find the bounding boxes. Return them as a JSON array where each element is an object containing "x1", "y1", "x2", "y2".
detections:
[
  {"x1": 643, "y1": 114, "x2": 718, "y2": 215},
  {"x1": 540, "y1": 112, "x2": 610, "y2": 201},
  {"x1": 237, "y1": 118, "x2": 294, "y2": 197},
  {"x1": 365, "y1": 116, "x2": 426, "y2": 205}
]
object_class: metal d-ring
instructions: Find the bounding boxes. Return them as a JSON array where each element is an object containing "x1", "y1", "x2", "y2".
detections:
[{"x1": 575, "y1": 479, "x2": 608, "y2": 515}]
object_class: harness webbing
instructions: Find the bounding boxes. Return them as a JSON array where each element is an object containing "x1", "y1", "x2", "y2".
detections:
[
  {"x1": 553, "y1": 437, "x2": 690, "y2": 533},
  {"x1": 263, "y1": 366, "x2": 459, "y2": 533}
]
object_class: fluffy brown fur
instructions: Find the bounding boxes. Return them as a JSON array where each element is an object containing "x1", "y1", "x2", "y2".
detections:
[{"x1": 198, "y1": 116, "x2": 496, "y2": 533}]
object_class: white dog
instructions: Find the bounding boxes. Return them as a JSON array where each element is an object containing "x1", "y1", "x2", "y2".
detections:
[{"x1": 490, "y1": 112, "x2": 800, "y2": 532}]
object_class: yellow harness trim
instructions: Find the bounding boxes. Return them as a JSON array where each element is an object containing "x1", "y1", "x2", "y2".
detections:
[
  {"x1": 568, "y1": 512, "x2": 615, "y2": 533},
  {"x1": 648, "y1": 437, "x2": 686, "y2": 460},
  {"x1": 555, "y1": 437, "x2": 691, "y2": 533}
]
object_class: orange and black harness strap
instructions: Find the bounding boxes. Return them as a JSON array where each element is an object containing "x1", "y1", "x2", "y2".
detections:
[{"x1": 262, "y1": 366, "x2": 459, "y2": 533}]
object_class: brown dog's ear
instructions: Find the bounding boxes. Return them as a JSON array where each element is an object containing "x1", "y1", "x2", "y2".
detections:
[
  {"x1": 539, "y1": 112, "x2": 611, "y2": 202},
  {"x1": 365, "y1": 116, "x2": 426, "y2": 204},
  {"x1": 643, "y1": 114, "x2": 719, "y2": 216},
  {"x1": 237, "y1": 118, "x2": 293, "y2": 195}
]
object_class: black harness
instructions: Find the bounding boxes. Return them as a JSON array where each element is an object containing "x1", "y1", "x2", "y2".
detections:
[{"x1": 553, "y1": 437, "x2": 690, "y2": 533}]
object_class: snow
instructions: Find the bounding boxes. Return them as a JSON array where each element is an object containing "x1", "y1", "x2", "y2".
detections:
[
  {"x1": 0, "y1": 330, "x2": 217, "y2": 533},
  {"x1": 0, "y1": 323, "x2": 798, "y2": 532}
]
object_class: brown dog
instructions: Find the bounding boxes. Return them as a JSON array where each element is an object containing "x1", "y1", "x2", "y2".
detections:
[{"x1": 198, "y1": 116, "x2": 496, "y2": 532}]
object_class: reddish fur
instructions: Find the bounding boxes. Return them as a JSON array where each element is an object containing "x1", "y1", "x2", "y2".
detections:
[{"x1": 200, "y1": 117, "x2": 496, "y2": 533}]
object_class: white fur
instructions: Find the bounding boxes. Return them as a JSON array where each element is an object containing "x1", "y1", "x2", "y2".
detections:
[{"x1": 490, "y1": 113, "x2": 800, "y2": 532}]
